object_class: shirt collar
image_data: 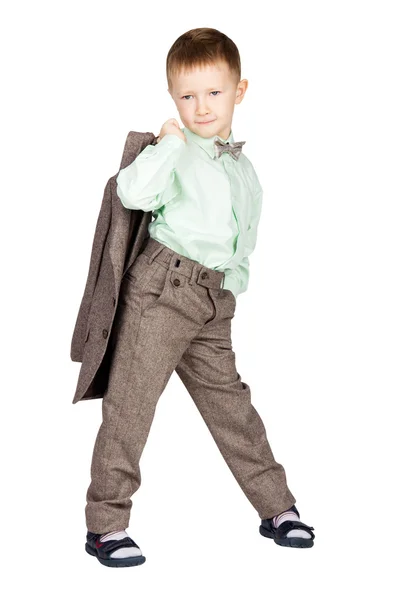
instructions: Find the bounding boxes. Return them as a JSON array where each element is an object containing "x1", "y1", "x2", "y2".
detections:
[{"x1": 182, "y1": 126, "x2": 235, "y2": 160}]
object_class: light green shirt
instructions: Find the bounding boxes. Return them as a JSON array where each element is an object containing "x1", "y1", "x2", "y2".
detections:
[{"x1": 116, "y1": 126, "x2": 263, "y2": 298}]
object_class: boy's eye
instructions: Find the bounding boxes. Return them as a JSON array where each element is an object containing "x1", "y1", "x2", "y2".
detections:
[{"x1": 182, "y1": 91, "x2": 221, "y2": 100}]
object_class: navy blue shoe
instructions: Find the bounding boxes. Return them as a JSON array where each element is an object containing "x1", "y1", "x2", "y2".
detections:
[
  {"x1": 85, "y1": 531, "x2": 146, "y2": 567},
  {"x1": 259, "y1": 505, "x2": 315, "y2": 548}
]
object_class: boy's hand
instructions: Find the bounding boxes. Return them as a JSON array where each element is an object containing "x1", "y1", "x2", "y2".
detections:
[{"x1": 156, "y1": 118, "x2": 187, "y2": 144}]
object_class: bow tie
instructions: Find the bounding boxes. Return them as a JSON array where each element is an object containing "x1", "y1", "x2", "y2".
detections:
[{"x1": 214, "y1": 138, "x2": 246, "y2": 161}]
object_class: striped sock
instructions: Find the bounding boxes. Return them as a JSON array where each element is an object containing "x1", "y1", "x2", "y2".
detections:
[{"x1": 272, "y1": 510, "x2": 312, "y2": 539}]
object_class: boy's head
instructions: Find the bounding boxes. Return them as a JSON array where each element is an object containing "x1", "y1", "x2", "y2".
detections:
[{"x1": 167, "y1": 28, "x2": 248, "y2": 141}]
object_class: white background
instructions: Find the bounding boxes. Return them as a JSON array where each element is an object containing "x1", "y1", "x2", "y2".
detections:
[{"x1": 2, "y1": 1, "x2": 399, "y2": 597}]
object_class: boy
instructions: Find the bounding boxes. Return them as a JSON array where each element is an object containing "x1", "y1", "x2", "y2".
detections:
[{"x1": 84, "y1": 28, "x2": 315, "y2": 568}]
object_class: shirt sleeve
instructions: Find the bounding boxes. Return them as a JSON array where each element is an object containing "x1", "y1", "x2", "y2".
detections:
[
  {"x1": 223, "y1": 176, "x2": 263, "y2": 298},
  {"x1": 116, "y1": 134, "x2": 186, "y2": 212}
]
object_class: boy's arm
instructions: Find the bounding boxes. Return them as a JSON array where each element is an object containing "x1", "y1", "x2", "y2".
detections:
[
  {"x1": 223, "y1": 178, "x2": 263, "y2": 298},
  {"x1": 116, "y1": 134, "x2": 185, "y2": 212}
]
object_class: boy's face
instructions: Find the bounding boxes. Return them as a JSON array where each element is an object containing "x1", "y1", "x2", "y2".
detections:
[{"x1": 168, "y1": 61, "x2": 248, "y2": 140}]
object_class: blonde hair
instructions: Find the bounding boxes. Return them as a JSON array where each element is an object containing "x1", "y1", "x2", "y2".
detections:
[{"x1": 166, "y1": 28, "x2": 241, "y2": 90}]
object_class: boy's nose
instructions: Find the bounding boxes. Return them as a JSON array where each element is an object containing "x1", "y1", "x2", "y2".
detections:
[{"x1": 196, "y1": 103, "x2": 210, "y2": 114}]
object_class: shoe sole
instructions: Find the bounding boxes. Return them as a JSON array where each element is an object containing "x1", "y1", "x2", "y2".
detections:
[
  {"x1": 85, "y1": 542, "x2": 146, "y2": 567},
  {"x1": 259, "y1": 525, "x2": 314, "y2": 548}
]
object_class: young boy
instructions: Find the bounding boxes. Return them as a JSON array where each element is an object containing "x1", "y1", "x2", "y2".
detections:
[{"x1": 84, "y1": 27, "x2": 315, "y2": 568}]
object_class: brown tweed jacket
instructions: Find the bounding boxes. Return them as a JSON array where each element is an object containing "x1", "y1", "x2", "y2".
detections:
[{"x1": 70, "y1": 131, "x2": 157, "y2": 404}]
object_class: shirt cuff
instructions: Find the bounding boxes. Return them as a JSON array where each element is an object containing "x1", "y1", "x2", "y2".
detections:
[{"x1": 155, "y1": 133, "x2": 186, "y2": 151}]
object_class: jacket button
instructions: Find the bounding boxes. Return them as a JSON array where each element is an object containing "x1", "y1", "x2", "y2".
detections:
[
  {"x1": 201, "y1": 272, "x2": 208, "y2": 279},
  {"x1": 173, "y1": 278, "x2": 181, "y2": 286},
  {"x1": 112, "y1": 297, "x2": 116, "y2": 306},
  {"x1": 102, "y1": 329, "x2": 108, "y2": 339}
]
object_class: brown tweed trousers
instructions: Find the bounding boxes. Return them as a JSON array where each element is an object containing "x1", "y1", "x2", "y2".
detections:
[{"x1": 85, "y1": 236, "x2": 297, "y2": 532}]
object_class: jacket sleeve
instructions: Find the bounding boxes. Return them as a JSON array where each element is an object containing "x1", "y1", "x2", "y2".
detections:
[
  {"x1": 223, "y1": 176, "x2": 263, "y2": 298},
  {"x1": 116, "y1": 134, "x2": 185, "y2": 212},
  {"x1": 71, "y1": 179, "x2": 112, "y2": 362}
]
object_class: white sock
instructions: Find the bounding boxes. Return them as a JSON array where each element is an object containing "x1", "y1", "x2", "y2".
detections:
[
  {"x1": 272, "y1": 510, "x2": 312, "y2": 539},
  {"x1": 99, "y1": 530, "x2": 142, "y2": 559}
]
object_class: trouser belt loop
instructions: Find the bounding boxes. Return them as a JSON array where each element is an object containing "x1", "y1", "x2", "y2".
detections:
[{"x1": 188, "y1": 264, "x2": 198, "y2": 286}]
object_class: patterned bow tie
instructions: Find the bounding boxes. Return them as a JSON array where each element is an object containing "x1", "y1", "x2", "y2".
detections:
[{"x1": 214, "y1": 138, "x2": 246, "y2": 161}]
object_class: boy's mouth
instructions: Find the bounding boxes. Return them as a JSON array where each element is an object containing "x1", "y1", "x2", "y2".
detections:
[{"x1": 196, "y1": 119, "x2": 216, "y2": 125}]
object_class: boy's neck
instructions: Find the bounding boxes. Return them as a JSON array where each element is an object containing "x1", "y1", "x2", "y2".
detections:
[{"x1": 182, "y1": 126, "x2": 234, "y2": 159}]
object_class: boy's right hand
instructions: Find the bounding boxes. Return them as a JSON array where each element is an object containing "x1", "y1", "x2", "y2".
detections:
[{"x1": 156, "y1": 119, "x2": 187, "y2": 144}]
